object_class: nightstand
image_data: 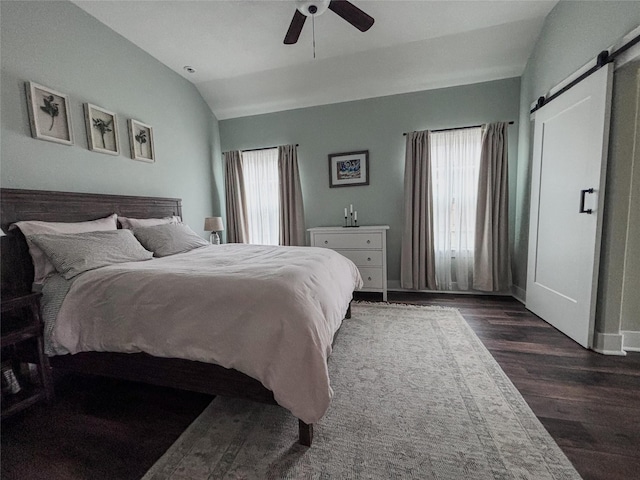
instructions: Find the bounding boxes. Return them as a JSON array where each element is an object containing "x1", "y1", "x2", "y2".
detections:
[{"x1": 1, "y1": 292, "x2": 54, "y2": 419}]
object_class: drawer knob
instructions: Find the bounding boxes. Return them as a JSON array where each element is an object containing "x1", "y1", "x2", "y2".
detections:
[
  {"x1": 324, "y1": 240, "x2": 328, "y2": 244},
  {"x1": 367, "y1": 240, "x2": 371, "y2": 244},
  {"x1": 368, "y1": 276, "x2": 372, "y2": 281},
  {"x1": 367, "y1": 257, "x2": 371, "y2": 261}
]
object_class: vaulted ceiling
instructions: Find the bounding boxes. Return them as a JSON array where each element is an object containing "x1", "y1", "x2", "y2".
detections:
[{"x1": 74, "y1": 1, "x2": 557, "y2": 119}]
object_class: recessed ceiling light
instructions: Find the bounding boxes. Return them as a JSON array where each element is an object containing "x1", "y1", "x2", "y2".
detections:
[{"x1": 183, "y1": 66, "x2": 196, "y2": 74}]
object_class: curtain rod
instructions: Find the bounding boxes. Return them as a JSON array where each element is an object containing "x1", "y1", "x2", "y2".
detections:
[
  {"x1": 530, "y1": 32, "x2": 640, "y2": 114},
  {"x1": 402, "y1": 121, "x2": 514, "y2": 136},
  {"x1": 222, "y1": 144, "x2": 299, "y2": 155}
]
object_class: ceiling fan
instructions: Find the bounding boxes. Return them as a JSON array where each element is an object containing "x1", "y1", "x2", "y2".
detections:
[{"x1": 284, "y1": 0, "x2": 375, "y2": 45}]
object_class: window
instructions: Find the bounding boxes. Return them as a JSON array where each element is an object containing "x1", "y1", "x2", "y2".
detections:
[
  {"x1": 430, "y1": 127, "x2": 482, "y2": 290},
  {"x1": 241, "y1": 148, "x2": 280, "y2": 245}
]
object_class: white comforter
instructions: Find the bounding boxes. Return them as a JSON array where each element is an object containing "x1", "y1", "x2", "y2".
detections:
[{"x1": 51, "y1": 244, "x2": 362, "y2": 424}]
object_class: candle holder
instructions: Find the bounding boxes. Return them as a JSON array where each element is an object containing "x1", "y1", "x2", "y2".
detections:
[
  {"x1": 342, "y1": 206, "x2": 360, "y2": 227},
  {"x1": 343, "y1": 213, "x2": 360, "y2": 227}
]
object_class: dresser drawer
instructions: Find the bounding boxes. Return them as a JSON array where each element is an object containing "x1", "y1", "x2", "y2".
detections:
[
  {"x1": 359, "y1": 267, "x2": 383, "y2": 289},
  {"x1": 313, "y1": 232, "x2": 382, "y2": 249},
  {"x1": 335, "y1": 249, "x2": 383, "y2": 267}
]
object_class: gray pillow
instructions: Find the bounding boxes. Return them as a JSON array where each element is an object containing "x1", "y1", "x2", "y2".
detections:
[
  {"x1": 133, "y1": 223, "x2": 209, "y2": 257},
  {"x1": 11, "y1": 214, "x2": 118, "y2": 284},
  {"x1": 29, "y1": 230, "x2": 153, "y2": 280},
  {"x1": 118, "y1": 215, "x2": 181, "y2": 229}
]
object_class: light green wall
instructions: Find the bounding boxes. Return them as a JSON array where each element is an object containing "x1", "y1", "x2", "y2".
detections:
[
  {"x1": 211, "y1": 116, "x2": 225, "y2": 240},
  {"x1": 0, "y1": 1, "x2": 220, "y2": 234},
  {"x1": 514, "y1": 1, "x2": 640, "y2": 335},
  {"x1": 220, "y1": 78, "x2": 521, "y2": 286},
  {"x1": 599, "y1": 61, "x2": 640, "y2": 337},
  {"x1": 617, "y1": 62, "x2": 640, "y2": 333}
]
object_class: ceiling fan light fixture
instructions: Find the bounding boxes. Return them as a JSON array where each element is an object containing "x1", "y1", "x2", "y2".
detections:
[
  {"x1": 284, "y1": 0, "x2": 374, "y2": 46},
  {"x1": 296, "y1": 0, "x2": 330, "y2": 17}
]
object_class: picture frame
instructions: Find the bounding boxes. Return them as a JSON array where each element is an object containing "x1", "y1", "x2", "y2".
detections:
[
  {"x1": 25, "y1": 81, "x2": 73, "y2": 146},
  {"x1": 84, "y1": 103, "x2": 120, "y2": 155},
  {"x1": 128, "y1": 119, "x2": 155, "y2": 163},
  {"x1": 328, "y1": 150, "x2": 369, "y2": 188}
]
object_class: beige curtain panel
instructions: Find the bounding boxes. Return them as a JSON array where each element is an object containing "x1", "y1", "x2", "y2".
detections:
[
  {"x1": 278, "y1": 145, "x2": 306, "y2": 246},
  {"x1": 401, "y1": 130, "x2": 437, "y2": 290},
  {"x1": 223, "y1": 150, "x2": 249, "y2": 243},
  {"x1": 473, "y1": 122, "x2": 512, "y2": 291}
]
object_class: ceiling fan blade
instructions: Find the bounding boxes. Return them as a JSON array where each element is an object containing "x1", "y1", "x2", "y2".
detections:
[
  {"x1": 328, "y1": 0, "x2": 374, "y2": 32},
  {"x1": 284, "y1": 10, "x2": 307, "y2": 45}
]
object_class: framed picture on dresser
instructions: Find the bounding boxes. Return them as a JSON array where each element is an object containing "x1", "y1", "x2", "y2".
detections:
[{"x1": 328, "y1": 150, "x2": 369, "y2": 187}]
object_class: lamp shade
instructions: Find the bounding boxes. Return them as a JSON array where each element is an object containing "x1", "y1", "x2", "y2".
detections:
[{"x1": 204, "y1": 217, "x2": 224, "y2": 232}]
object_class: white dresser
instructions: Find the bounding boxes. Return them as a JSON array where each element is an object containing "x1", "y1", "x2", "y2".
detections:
[{"x1": 308, "y1": 225, "x2": 389, "y2": 301}]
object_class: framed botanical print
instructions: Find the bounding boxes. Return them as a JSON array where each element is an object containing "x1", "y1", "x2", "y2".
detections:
[
  {"x1": 25, "y1": 81, "x2": 74, "y2": 146},
  {"x1": 128, "y1": 119, "x2": 155, "y2": 163},
  {"x1": 84, "y1": 103, "x2": 119, "y2": 155}
]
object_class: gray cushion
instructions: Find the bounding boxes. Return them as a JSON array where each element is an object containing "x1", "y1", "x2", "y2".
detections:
[
  {"x1": 29, "y1": 230, "x2": 153, "y2": 279},
  {"x1": 133, "y1": 223, "x2": 209, "y2": 257},
  {"x1": 118, "y1": 215, "x2": 181, "y2": 229},
  {"x1": 11, "y1": 214, "x2": 118, "y2": 284}
]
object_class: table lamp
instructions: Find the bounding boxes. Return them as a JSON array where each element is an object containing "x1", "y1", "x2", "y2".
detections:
[{"x1": 204, "y1": 217, "x2": 224, "y2": 245}]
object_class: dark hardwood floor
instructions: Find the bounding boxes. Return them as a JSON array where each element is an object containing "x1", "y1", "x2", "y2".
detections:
[
  {"x1": 382, "y1": 292, "x2": 640, "y2": 480},
  {"x1": 2, "y1": 293, "x2": 639, "y2": 480},
  {"x1": 1, "y1": 375, "x2": 212, "y2": 480}
]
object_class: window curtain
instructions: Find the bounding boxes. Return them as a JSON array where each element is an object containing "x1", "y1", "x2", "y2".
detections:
[
  {"x1": 401, "y1": 130, "x2": 437, "y2": 290},
  {"x1": 430, "y1": 127, "x2": 482, "y2": 291},
  {"x1": 473, "y1": 122, "x2": 511, "y2": 291},
  {"x1": 242, "y1": 148, "x2": 280, "y2": 245},
  {"x1": 278, "y1": 145, "x2": 306, "y2": 246},
  {"x1": 223, "y1": 150, "x2": 249, "y2": 243}
]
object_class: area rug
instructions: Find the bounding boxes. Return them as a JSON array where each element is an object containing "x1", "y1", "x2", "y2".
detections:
[{"x1": 143, "y1": 302, "x2": 581, "y2": 479}]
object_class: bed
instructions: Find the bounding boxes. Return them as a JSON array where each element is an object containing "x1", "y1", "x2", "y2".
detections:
[{"x1": 0, "y1": 188, "x2": 361, "y2": 446}]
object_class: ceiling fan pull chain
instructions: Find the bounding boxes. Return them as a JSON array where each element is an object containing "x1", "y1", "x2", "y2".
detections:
[{"x1": 312, "y1": 14, "x2": 316, "y2": 59}]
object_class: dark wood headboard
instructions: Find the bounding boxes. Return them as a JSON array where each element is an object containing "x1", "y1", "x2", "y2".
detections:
[{"x1": 0, "y1": 189, "x2": 182, "y2": 294}]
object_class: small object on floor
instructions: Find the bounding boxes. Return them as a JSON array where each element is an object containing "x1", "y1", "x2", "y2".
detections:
[{"x1": 1, "y1": 363, "x2": 21, "y2": 394}]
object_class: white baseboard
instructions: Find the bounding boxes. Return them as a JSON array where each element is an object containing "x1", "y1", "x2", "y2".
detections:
[
  {"x1": 593, "y1": 332, "x2": 627, "y2": 356},
  {"x1": 622, "y1": 330, "x2": 640, "y2": 352},
  {"x1": 511, "y1": 285, "x2": 526, "y2": 304}
]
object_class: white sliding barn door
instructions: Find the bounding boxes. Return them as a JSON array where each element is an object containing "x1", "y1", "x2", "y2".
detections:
[{"x1": 526, "y1": 64, "x2": 613, "y2": 348}]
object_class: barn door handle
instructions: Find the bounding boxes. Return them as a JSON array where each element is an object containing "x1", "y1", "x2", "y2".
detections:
[{"x1": 579, "y1": 188, "x2": 594, "y2": 214}]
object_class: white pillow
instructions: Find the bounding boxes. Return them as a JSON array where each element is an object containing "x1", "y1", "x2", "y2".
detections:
[
  {"x1": 11, "y1": 214, "x2": 118, "y2": 284},
  {"x1": 118, "y1": 216, "x2": 181, "y2": 229}
]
